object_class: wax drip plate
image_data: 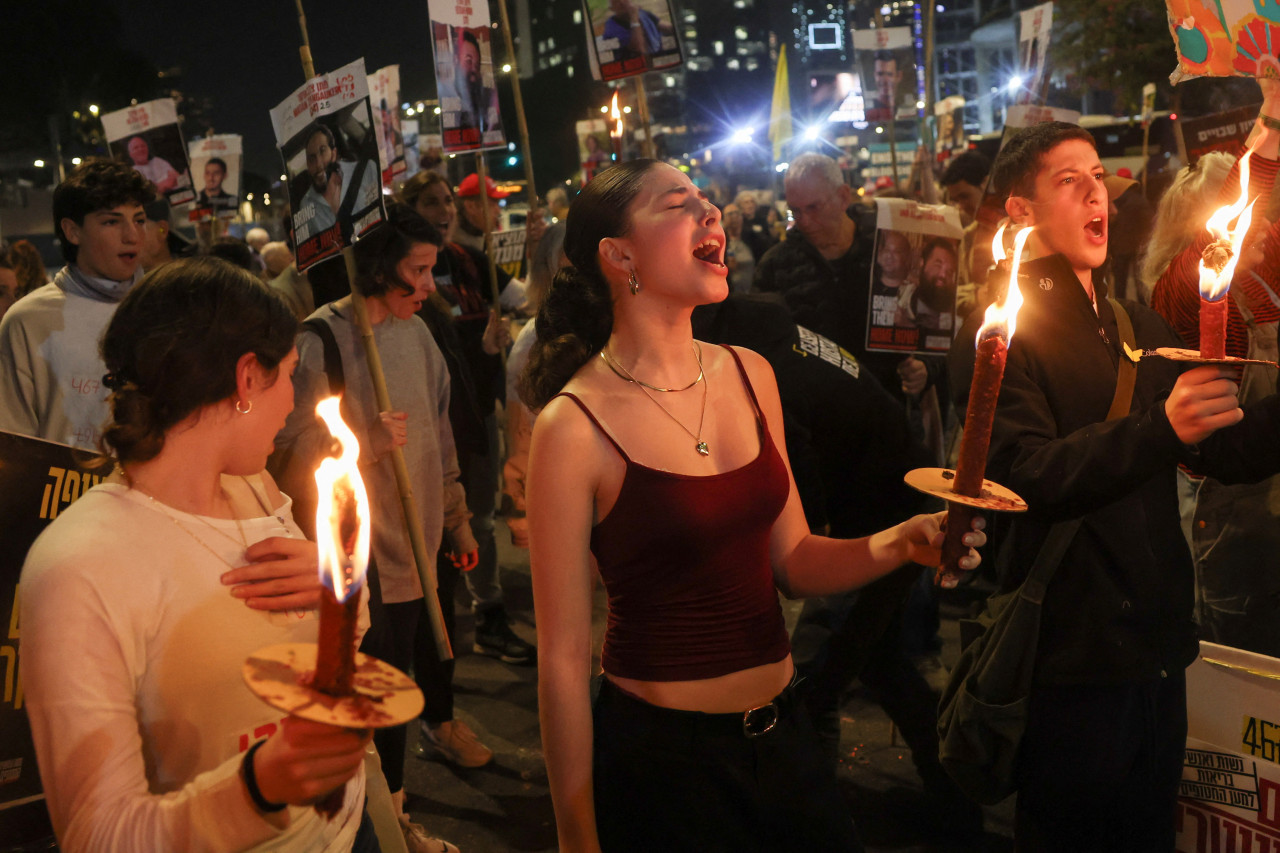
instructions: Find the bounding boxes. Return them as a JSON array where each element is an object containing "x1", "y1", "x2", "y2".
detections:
[
  {"x1": 1123, "y1": 343, "x2": 1277, "y2": 368},
  {"x1": 243, "y1": 642, "x2": 423, "y2": 728},
  {"x1": 904, "y1": 468, "x2": 1028, "y2": 512}
]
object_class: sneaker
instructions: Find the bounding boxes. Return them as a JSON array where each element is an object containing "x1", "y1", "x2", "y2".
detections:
[
  {"x1": 399, "y1": 814, "x2": 460, "y2": 853},
  {"x1": 419, "y1": 719, "x2": 494, "y2": 768},
  {"x1": 473, "y1": 606, "x2": 536, "y2": 665}
]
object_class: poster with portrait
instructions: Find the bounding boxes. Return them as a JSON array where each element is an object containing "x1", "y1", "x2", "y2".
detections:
[
  {"x1": 576, "y1": 119, "x2": 613, "y2": 183},
  {"x1": 866, "y1": 198, "x2": 963, "y2": 355},
  {"x1": 935, "y1": 96, "x2": 966, "y2": 156},
  {"x1": 187, "y1": 135, "x2": 242, "y2": 222},
  {"x1": 853, "y1": 28, "x2": 917, "y2": 124},
  {"x1": 428, "y1": 0, "x2": 508, "y2": 153},
  {"x1": 101, "y1": 98, "x2": 195, "y2": 207},
  {"x1": 1017, "y1": 2, "x2": 1054, "y2": 103},
  {"x1": 583, "y1": 0, "x2": 684, "y2": 81},
  {"x1": 269, "y1": 58, "x2": 386, "y2": 272},
  {"x1": 401, "y1": 119, "x2": 422, "y2": 179},
  {"x1": 369, "y1": 65, "x2": 406, "y2": 186},
  {"x1": 0, "y1": 431, "x2": 107, "y2": 842}
]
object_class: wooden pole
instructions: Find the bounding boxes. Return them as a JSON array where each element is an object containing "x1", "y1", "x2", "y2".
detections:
[
  {"x1": 495, "y1": 0, "x2": 539, "y2": 206},
  {"x1": 296, "y1": 0, "x2": 451, "y2": 661},
  {"x1": 634, "y1": 76, "x2": 657, "y2": 160}
]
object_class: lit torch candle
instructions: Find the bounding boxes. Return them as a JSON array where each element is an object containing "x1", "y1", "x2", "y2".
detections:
[
  {"x1": 1198, "y1": 145, "x2": 1259, "y2": 359},
  {"x1": 311, "y1": 397, "x2": 371, "y2": 696},
  {"x1": 609, "y1": 91, "x2": 624, "y2": 162},
  {"x1": 938, "y1": 225, "x2": 1032, "y2": 587}
]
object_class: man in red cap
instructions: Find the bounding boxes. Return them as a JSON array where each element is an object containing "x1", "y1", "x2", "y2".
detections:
[{"x1": 454, "y1": 173, "x2": 508, "y2": 253}]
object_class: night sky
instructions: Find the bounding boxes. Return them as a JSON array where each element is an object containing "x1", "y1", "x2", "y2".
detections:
[{"x1": 110, "y1": 0, "x2": 444, "y2": 179}]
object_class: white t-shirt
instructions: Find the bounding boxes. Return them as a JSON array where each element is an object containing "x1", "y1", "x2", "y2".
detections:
[{"x1": 21, "y1": 483, "x2": 366, "y2": 852}]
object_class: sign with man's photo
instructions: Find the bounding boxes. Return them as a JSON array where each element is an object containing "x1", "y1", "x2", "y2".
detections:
[
  {"x1": 866, "y1": 198, "x2": 963, "y2": 356},
  {"x1": 583, "y1": 0, "x2": 684, "y2": 81},
  {"x1": 853, "y1": 28, "x2": 917, "y2": 124},
  {"x1": 369, "y1": 64, "x2": 407, "y2": 186},
  {"x1": 428, "y1": 0, "x2": 508, "y2": 153},
  {"x1": 101, "y1": 99, "x2": 195, "y2": 207},
  {"x1": 269, "y1": 58, "x2": 386, "y2": 272},
  {"x1": 188, "y1": 135, "x2": 242, "y2": 222}
]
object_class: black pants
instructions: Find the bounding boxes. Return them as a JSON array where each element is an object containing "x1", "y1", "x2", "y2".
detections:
[
  {"x1": 592, "y1": 677, "x2": 863, "y2": 853},
  {"x1": 359, "y1": 569, "x2": 423, "y2": 794},
  {"x1": 413, "y1": 551, "x2": 460, "y2": 727},
  {"x1": 1014, "y1": 671, "x2": 1187, "y2": 852}
]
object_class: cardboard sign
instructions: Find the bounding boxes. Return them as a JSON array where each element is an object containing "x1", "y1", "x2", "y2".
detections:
[
  {"x1": 576, "y1": 119, "x2": 612, "y2": 183},
  {"x1": 853, "y1": 28, "x2": 917, "y2": 123},
  {"x1": 1178, "y1": 105, "x2": 1260, "y2": 166},
  {"x1": 1179, "y1": 643, "x2": 1280, "y2": 850},
  {"x1": 269, "y1": 58, "x2": 386, "y2": 271},
  {"x1": 582, "y1": 0, "x2": 684, "y2": 82},
  {"x1": 1017, "y1": 2, "x2": 1054, "y2": 103},
  {"x1": 1167, "y1": 0, "x2": 1280, "y2": 81},
  {"x1": 428, "y1": 0, "x2": 508, "y2": 153},
  {"x1": 0, "y1": 431, "x2": 105, "y2": 836},
  {"x1": 369, "y1": 65, "x2": 406, "y2": 186},
  {"x1": 101, "y1": 99, "x2": 195, "y2": 207},
  {"x1": 866, "y1": 199, "x2": 963, "y2": 355},
  {"x1": 935, "y1": 95, "x2": 967, "y2": 155},
  {"x1": 188, "y1": 135, "x2": 242, "y2": 222}
]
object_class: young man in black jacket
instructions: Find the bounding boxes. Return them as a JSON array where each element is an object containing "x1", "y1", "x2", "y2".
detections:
[{"x1": 949, "y1": 121, "x2": 1280, "y2": 850}]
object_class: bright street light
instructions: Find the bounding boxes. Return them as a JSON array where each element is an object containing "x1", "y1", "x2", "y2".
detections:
[
  {"x1": 89, "y1": 104, "x2": 99, "y2": 116},
  {"x1": 730, "y1": 127, "x2": 753, "y2": 145},
  {"x1": 34, "y1": 159, "x2": 45, "y2": 168},
  {"x1": 1007, "y1": 75, "x2": 1023, "y2": 93},
  {"x1": 803, "y1": 125, "x2": 822, "y2": 141}
]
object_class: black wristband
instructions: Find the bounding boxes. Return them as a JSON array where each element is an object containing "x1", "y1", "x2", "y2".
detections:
[{"x1": 243, "y1": 740, "x2": 287, "y2": 813}]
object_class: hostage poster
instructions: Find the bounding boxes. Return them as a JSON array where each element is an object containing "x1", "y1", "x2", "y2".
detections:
[
  {"x1": 1017, "y1": 2, "x2": 1054, "y2": 103},
  {"x1": 428, "y1": 0, "x2": 508, "y2": 153},
  {"x1": 583, "y1": 0, "x2": 683, "y2": 81},
  {"x1": 101, "y1": 98, "x2": 195, "y2": 207},
  {"x1": 188, "y1": 134, "x2": 242, "y2": 221},
  {"x1": 853, "y1": 27, "x2": 917, "y2": 124},
  {"x1": 369, "y1": 64, "x2": 407, "y2": 186},
  {"x1": 866, "y1": 198, "x2": 963, "y2": 355},
  {"x1": 0, "y1": 431, "x2": 106, "y2": 841},
  {"x1": 577, "y1": 119, "x2": 612, "y2": 183},
  {"x1": 270, "y1": 58, "x2": 385, "y2": 271}
]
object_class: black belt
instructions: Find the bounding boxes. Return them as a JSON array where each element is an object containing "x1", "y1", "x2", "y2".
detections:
[{"x1": 600, "y1": 673, "x2": 805, "y2": 739}]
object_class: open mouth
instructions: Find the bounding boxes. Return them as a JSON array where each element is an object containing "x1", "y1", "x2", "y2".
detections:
[
  {"x1": 693, "y1": 237, "x2": 725, "y2": 267},
  {"x1": 1085, "y1": 217, "x2": 1105, "y2": 240}
]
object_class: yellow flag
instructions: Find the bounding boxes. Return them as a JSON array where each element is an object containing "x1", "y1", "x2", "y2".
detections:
[{"x1": 769, "y1": 46, "x2": 792, "y2": 163}]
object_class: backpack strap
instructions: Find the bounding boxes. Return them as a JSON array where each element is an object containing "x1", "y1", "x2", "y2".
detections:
[
  {"x1": 1105, "y1": 297, "x2": 1137, "y2": 421},
  {"x1": 302, "y1": 316, "x2": 344, "y2": 397}
]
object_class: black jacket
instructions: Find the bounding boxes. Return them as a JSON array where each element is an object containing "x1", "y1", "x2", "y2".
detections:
[{"x1": 949, "y1": 254, "x2": 1280, "y2": 685}]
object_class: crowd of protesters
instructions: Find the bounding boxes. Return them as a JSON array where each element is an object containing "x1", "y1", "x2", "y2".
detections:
[{"x1": 7, "y1": 74, "x2": 1280, "y2": 853}]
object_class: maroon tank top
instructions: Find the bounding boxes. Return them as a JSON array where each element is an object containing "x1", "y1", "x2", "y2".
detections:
[{"x1": 555, "y1": 345, "x2": 792, "y2": 681}]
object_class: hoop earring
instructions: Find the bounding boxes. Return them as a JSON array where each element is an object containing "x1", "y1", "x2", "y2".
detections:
[
  {"x1": 629, "y1": 270, "x2": 640, "y2": 296},
  {"x1": 235, "y1": 399, "x2": 253, "y2": 415}
]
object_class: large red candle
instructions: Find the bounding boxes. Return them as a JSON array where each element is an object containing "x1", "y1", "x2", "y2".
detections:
[
  {"x1": 937, "y1": 226, "x2": 1031, "y2": 587},
  {"x1": 1197, "y1": 145, "x2": 1259, "y2": 360},
  {"x1": 1199, "y1": 296, "x2": 1229, "y2": 360}
]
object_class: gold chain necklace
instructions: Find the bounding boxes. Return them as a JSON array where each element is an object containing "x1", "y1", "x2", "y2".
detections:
[
  {"x1": 129, "y1": 481, "x2": 250, "y2": 566},
  {"x1": 603, "y1": 342, "x2": 710, "y2": 457},
  {"x1": 599, "y1": 343, "x2": 704, "y2": 392}
]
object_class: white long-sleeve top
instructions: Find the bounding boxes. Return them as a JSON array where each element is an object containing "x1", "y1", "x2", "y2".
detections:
[{"x1": 20, "y1": 483, "x2": 365, "y2": 852}]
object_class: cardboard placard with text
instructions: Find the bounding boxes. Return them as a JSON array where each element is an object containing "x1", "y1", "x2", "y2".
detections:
[
  {"x1": 188, "y1": 135, "x2": 242, "y2": 222},
  {"x1": 1178, "y1": 105, "x2": 1260, "y2": 167},
  {"x1": 853, "y1": 28, "x2": 917, "y2": 124},
  {"x1": 369, "y1": 65, "x2": 407, "y2": 186},
  {"x1": 583, "y1": 0, "x2": 684, "y2": 82},
  {"x1": 428, "y1": 0, "x2": 508, "y2": 153},
  {"x1": 102, "y1": 99, "x2": 195, "y2": 207}
]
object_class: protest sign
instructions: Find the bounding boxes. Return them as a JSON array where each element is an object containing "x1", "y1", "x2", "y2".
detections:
[
  {"x1": 0, "y1": 432, "x2": 105, "y2": 842},
  {"x1": 401, "y1": 119, "x2": 422, "y2": 179},
  {"x1": 866, "y1": 199, "x2": 963, "y2": 355},
  {"x1": 576, "y1": 119, "x2": 612, "y2": 183},
  {"x1": 188, "y1": 135, "x2": 242, "y2": 222},
  {"x1": 369, "y1": 65, "x2": 407, "y2": 186},
  {"x1": 935, "y1": 96, "x2": 966, "y2": 156},
  {"x1": 1178, "y1": 105, "x2": 1260, "y2": 166},
  {"x1": 853, "y1": 28, "x2": 917, "y2": 123},
  {"x1": 1017, "y1": 2, "x2": 1054, "y2": 102},
  {"x1": 583, "y1": 0, "x2": 684, "y2": 82},
  {"x1": 1179, "y1": 643, "x2": 1280, "y2": 850},
  {"x1": 428, "y1": 0, "x2": 508, "y2": 153},
  {"x1": 492, "y1": 228, "x2": 529, "y2": 281},
  {"x1": 1166, "y1": 0, "x2": 1280, "y2": 81},
  {"x1": 102, "y1": 99, "x2": 195, "y2": 207},
  {"x1": 270, "y1": 58, "x2": 385, "y2": 272},
  {"x1": 861, "y1": 143, "x2": 914, "y2": 187}
]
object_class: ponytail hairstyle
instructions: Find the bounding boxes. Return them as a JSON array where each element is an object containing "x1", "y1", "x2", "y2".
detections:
[
  {"x1": 519, "y1": 159, "x2": 658, "y2": 409},
  {"x1": 100, "y1": 257, "x2": 298, "y2": 464}
]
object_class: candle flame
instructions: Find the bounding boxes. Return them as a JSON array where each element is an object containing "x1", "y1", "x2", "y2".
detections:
[
  {"x1": 313, "y1": 397, "x2": 371, "y2": 603},
  {"x1": 977, "y1": 225, "x2": 1034, "y2": 347},
  {"x1": 610, "y1": 92, "x2": 623, "y2": 139},
  {"x1": 1198, "y1": 142, "x2": 1259, "y2": 301}
]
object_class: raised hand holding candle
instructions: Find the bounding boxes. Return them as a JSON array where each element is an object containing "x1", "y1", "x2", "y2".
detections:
[
  {"x1": 311, "y1": 397, "x2": 371, "y2": 696},
  {"x1": 937, "y1": 225, "x2": 1033, "y2": 587},
  {"x1": 1198, "y1": 145, "x2": 1259, "y2": 359}
]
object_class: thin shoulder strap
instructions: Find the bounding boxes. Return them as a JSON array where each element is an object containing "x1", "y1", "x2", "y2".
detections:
[
  {"x1": 552, "y1": 392, "x2": 631, "y2": 462},
  {"x1": 302, "y1": 315, "x2": 344, "y2": 397},
  {"x1": 719, "y1": 344, "x2": 766, "y2": 425}
]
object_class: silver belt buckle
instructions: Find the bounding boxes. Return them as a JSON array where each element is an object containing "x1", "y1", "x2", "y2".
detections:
[{"x1": 743, "y1": 701, "x2": 779, "y2": 738}]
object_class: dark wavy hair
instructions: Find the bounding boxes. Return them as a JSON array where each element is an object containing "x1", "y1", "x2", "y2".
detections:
[
  {"x1": 351, "y1": 202, "x2": 443, "y2": 298},
  {"x1": 100, "y1": 257, "x2": 298, "y2": 464},
  {"x1": 519, "y1": 158, "x2": 659, "y2": 410},
  {"x1": 53, "y1": 158, "x2": 155, "y2": 263}
]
